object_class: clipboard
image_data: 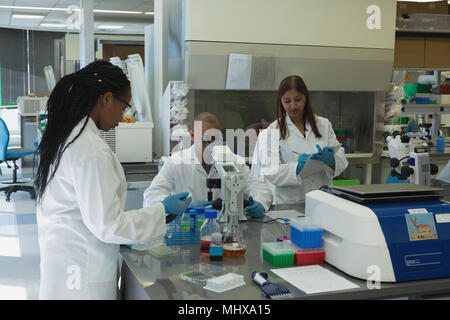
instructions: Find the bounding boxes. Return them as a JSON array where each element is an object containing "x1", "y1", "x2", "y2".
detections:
[{"x1": 293, "y1": 145, "x2": 340, "y2": 178}]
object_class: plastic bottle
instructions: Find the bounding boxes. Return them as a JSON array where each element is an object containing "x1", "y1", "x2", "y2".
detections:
[
  {"x1": 194, "y1": 207, "x2": 206, "y2": 232},
  {"x1": 181, "y1": 208, "x2": 191, "y2": 232},
  {"x1": 209, "y1": 232, "x2": 223, "y2": 261},
  {"x1": 200, "y1": 210, "x2": 222, "y2": 257},
  {"x1": 188, "y1": 209, "x2": 197, "y2": 233},
  {"x1": 437, "y1": 136, "x2": 445, "y2": 153}
]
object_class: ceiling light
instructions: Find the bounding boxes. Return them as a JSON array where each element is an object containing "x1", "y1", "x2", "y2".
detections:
[
  {"x1": 97, "y1": 25, "x2": 124, "y2": 29},
  {"x1": 0, "y1": 5, "x2": 152, "y2": 14},
  {"x1": 397, "y1": 0, "x2": 445, "y2": 2},
  {"x1": 93, "y1": 9, "x2": 142, "y2": 14},
  {"x1": 0, "y1": 5, "x2": 67, "y2": 11},
  {"x1": 12, "y1": 14, "x2": 45, "y2": 19},
  {"x1": 40, "y1": 23, "x2": 67, "y2": 28},
  {"x1": 144, "y1": 12, "x2": 155, "y2": 15}
]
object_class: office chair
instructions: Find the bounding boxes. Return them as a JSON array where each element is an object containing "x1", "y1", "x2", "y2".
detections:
[{"x1": 0, "y1": 117, "x2": 36, "y2": 202}]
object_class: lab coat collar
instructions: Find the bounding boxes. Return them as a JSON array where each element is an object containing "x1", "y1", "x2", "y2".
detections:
[
  {"x1": 85, "y1": 116, "x2": 102, "y2": 137},
  {"x1": 186, "y1": 144, "x2": 217, "y2": 177},
  {"x1": 286, "y1": 115, "x2": 311, "y2": 140}
]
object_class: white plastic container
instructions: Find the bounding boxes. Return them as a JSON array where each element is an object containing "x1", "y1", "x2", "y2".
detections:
[{"x1": 203, "y1": 273, "x2": 245, "y2": 293}]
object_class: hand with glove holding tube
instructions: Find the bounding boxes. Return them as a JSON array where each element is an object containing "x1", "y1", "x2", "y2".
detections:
[{"x1": 162, "y1": 192, "x2": 192, "y2": 223}]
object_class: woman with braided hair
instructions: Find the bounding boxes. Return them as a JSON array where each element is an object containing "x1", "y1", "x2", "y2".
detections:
[{"x1": 35, "y1": 60, "x2": 191, "y2": 299}]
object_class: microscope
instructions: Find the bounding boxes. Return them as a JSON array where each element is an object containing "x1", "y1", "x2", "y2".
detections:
[
  {"x1": 210, "y1": 145, "x2": 247, "y2": 223},
  {"x1": 384, "y1": 131, "x2": 438, "y2": 186}
]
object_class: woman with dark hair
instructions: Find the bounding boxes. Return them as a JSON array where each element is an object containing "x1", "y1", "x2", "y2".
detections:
[
  {"x1": 251, "y1": 75, "x2": 348, "y2": 204},
  {"x1": 35, "y1": 60, "x2": 191, "y2": 299}
]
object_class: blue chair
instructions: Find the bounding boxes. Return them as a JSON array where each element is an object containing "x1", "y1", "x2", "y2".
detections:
[{"x1": 0, "y1": 117, "x2": 36, "y2": 202}]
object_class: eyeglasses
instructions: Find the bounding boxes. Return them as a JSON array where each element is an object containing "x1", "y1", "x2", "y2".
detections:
[
  {"x1": 113, "y1": 95, "x2": 132, "y2": 113},
  {"x1": 202, "y1": 136, "x2": 216, "y2": 147}
]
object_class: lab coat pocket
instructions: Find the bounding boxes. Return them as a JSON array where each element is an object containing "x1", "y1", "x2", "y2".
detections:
[{"x1": 279, "y1": 142, "x2": 297, "y2": 164}]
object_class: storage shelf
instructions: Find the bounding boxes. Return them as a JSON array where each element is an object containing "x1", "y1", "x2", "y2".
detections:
[
  {"x1": 401, "y1": 104, "x2": 450, "y2": 114},
  {"x1": 396, "y1": 29, "x2": 450, "y2": 35},
  {"x1": 393, "y1": 67, "x2": 450, "y2": 71}
]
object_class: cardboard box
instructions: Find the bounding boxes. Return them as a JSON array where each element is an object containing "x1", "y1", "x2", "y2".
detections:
[
  {"x1": 424, "y1": 37, "x2": 450, "y2": 68},
  {"x1": 397, "y1": 1, "x2": 448, "y2": 15},
  {"x1": 422, "y1": 1, "x2": 449, "y2": 14},
  {"x1": 397, "y1": 2, "x2": 420, "y2": 15},
  {"x1": 394, "y1": 36, "x2": 425, "y2": 67}
]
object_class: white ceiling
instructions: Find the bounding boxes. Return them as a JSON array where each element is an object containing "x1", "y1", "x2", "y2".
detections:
[{"x1": 0, "y1": 0, "x2": 154, "y2": 34}]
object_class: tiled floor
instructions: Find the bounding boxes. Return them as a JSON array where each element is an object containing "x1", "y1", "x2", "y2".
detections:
[{"x1": 0, "y1": 164, "x2": 40, "y2": 300}]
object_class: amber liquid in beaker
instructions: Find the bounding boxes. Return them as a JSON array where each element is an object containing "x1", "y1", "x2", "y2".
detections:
[{"x1": 223, "y1": 243, "x2": 246, "y2": 258}]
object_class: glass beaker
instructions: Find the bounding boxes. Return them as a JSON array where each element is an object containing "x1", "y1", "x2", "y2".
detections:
[{"x1": 222, "y1": 214, "x2": 246, "y2": 258}]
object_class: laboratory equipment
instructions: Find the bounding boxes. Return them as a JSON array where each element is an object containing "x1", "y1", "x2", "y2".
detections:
[
  {"x1": 203, "y1": 273, "x2": 245, "y2": 293},
  {"x1": 149, "y1": 245, "x2": 178, "y2": 258},
  {"x1": 262, "y1": 242, "x2": 295, "y2": 267},
  {"x1": 276, "y1": 218, "x2": 290, "y2": 242},
  {"x1": 290, "y1": 218, "x2": 323, "y2": 249},
  {"x1": 222, "y1": 213, "x2": 246, "y2": 258},
  {"x1": 17, "y1": 96, "x2": 48, "y2": 116},
  {"x1": 104, "y1": 54, "x2": 154, "y2": 163},
  {"x1": 206, "y1": 179, "x2": 251, "y2": 211},
  {"x1": 209, "y1": 232, "x2": 223, "y2": 261},
  {"x1": 194, "y1": 207, "x2": 206, "y2": 231},
  {"x1": 43, "y1": 65, "x2": 56, "y2": 93},
  {"x1": 289, "y1": 242, "x2": 325, "y2": 266},
  {"x1": 384, "y1": 131, "x2": 438, "y2": 185},
  {"x1": 306, "y1": 183, "x2": 450, "y2": 282},
  {"x1": 208, "y1": 146, "x2": 248, "y2": 255},
  {"x1": 165, "y1": 207, "x2": 200, "y2": 246},
  {"x1": 437, "y1": 136, "x2": 445, "y2": 153},
  {"x1": 179, "y1": 270, "x2": 214, "y2": 286},
  {"x1": 200, "y1": 209, "x2": 221, "y2": 257},
  {"x1": 182, "y1": 210, "x2": 194, "y2": 232},
  {"x1": 252, "y1": 272, "x2": 295, "y2": 300},
  {"x1": 211, "y1": 145, "x2": 247, "y2": 223}
]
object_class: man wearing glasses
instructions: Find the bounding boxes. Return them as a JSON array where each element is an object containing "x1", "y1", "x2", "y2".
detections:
[{"x1": 143, "y1": 112, "x2": 272, "y2": 218}]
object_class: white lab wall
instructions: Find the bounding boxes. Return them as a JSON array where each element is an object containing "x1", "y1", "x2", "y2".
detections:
[
  {"x1": 64, "y1": 33, "x2": 145, "y2": 61},
  {"x1": 185, "y1": 0, "x2": 396, "y2": 50}
]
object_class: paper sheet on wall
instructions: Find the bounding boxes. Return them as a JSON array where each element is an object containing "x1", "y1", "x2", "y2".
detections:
[
  {"x1": 265, "y1": 210, "x2": 304, "y2": 222},
  {"x1": 271, "y1": 265, "x2": 359, "y2": 294},
  {"x1": 226, "y1": 53, "x2": 252, "y2": 90}
]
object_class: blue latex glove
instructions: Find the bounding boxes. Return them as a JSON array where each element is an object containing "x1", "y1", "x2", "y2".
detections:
[
  {"x1": 310, "y1": 144, "x2": 335, "y2": 166},
  {"x1": 245, "y1": 196, "x2": 265, "y2": 218},
  {"x1": 161, "y1": 192, "x2": 192, "y2": 215},
  {"x1": 190, "y1": 200, "x2": 213, "y2": 208},
  {"x1": 296, "y1": 153, "x2": 310, "y2": 175}
]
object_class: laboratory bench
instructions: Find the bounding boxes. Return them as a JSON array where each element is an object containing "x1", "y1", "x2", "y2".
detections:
[{"x1": 119, "y1": 189, "x2": 450, "y2": 300}]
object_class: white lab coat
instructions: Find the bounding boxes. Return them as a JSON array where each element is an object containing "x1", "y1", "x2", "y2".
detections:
[
  {"x1": 251, "y1": 115, "x2": 348, "y2": 204},
  {"x1": 143, "y1": 145, "x2": 273, "y2": 211},
  {"x1": 36, "y1": 117, "x2": 166, "y2": 300}
]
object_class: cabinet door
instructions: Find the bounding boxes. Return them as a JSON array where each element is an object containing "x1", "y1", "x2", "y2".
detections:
[
  {"x1": 425, "y1": 38, "x2": 450, "y2": 68},
  {"x1": 394, "y1": 37, "x2": 425, "y2": 67}
]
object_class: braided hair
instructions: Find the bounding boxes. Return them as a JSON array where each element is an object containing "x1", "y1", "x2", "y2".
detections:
[{"x1": 35, "y1": 60, "x2": 130, "y2": 201}]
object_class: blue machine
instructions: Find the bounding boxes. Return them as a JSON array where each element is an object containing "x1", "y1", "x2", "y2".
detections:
[{"x1": 306, "y1": 184, "x2": 450, "y2": 282}]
